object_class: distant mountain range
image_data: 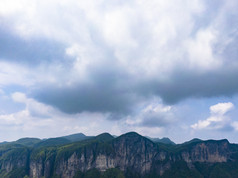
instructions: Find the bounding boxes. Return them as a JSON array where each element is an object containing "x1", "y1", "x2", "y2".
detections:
[
  {"x1": 0, "y1": 132, "x2": 237, "y2": 178},
  {"x1": 146, "y1": 136, "x2": 176, "y2": 145}
]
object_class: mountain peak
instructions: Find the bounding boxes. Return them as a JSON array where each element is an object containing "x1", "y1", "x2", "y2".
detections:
[
  {"x1": 95, "y1": 132, "x2": 114, "y2": 141},
  {"x1": 147, "y1": 136, "x2": 175, "y2": 145},
  {"x1": 114, "y1": 132, "x2": 155, "y2": 146},
  {"x1": 120, "y1": 131, "x2": 142, "y2": 138},
  {"x1": 15, "y1": 137, "x2": 41, "y2": 147}
]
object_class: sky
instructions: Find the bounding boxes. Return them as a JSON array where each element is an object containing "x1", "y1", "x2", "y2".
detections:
[{"x1": 0, "y1": 0, "x2": 238, "y2": 143}]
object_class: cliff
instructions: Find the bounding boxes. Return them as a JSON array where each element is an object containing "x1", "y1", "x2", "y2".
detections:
[{"x1": 0, "y1": 132, "x2": 237, "y2": 178}]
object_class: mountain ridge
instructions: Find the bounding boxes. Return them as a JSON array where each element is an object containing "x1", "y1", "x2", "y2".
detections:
[
  {"x1": 0, "y1": 132, "x2": 237, "y2": 178},
  {"x1": 1, "y1": 132, "x2": 233, "y2": 146}
]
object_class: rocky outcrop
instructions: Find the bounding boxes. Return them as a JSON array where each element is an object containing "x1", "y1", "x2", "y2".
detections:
[
  {"x1": 30, "y1": 159, "x2": 44, "y2": 178},
  {"x1": 52, "y1": 132, "x2": 169, "y2": 178},
  {"x1": 29, "y1": 148, "x2": 56, "y2": 178},
  {"x1": 181, "y1": 140, "x2": 229, "y2": 163},
  {"x1": 112, "y1": 132, "x2": 159, "y2": 173}
]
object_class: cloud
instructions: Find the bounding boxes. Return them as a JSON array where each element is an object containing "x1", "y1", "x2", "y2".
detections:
[
  {"x1": 210, "y1": 102, "x2": 234, "y2": 115},
  {"x1": 125, "y1": 101, "x2": 175, "y2": 128},
  {"x1": 184, "y1": 28, "x2": 220, "y2": 70},
  {"x1": 32, "y1": 67, "x2": 138, "y2": 115},
  {"x1": 0, "y1": 61, "x2": 33, "y2": 86},
  {"x1": 232, "y1": 122, "x2": 238, "y2": 131},
  {"x1": 191, "y1": 102, "x2": 234, "y2": 130},
  {"x1": 0, "y1": 92, "x2": 116, "y2": 140},
  {"x1": 0, "y1": 26, "x2": 71, "y2": 66},
  {"x1": 11, "y1": 92, "x2": 56, "y2": 118},
  {"x1": 12, "y1": 92, "x2": 27, "y2": 103},
  {"x1": 0, "y1": 0, "x2": 238, "y2": 118},
  {"x1": 1, "y1": 92, "x2": 171, "y2": 140}
]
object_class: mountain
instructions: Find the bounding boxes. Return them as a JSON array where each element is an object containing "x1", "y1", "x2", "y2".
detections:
[
  {"x1": 147, "y1": 136, "x2": 176, "y2": 145},
  {"x1": 0, "y1": 132, "x2": 238, "y2": 178},
  {"x1": 15, "y1": 138, "x2": 42, "y2": 147},
  {"x1": 26, "y1": 133, "x2": 93, "y2": 148},
  {"x1": 62, "y1": 133, "x2": 92, "y2": 142},
  {"x1": 0, "y1": 141, "x2": 9, "y2": 145},
  {"x1": 34, "y1": 137, "x2": 71, "y2": 147},
  {"x1": 93, "y1": 132, "x2": 115, "y2": 141}
]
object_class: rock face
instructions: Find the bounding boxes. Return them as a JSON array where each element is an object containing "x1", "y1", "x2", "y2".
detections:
[
  {"x1": 51, "y1": 133, "x2": 236, "y2": 178},
  {"x1": 29, "y1": 148, "x2": 56, "y2": 178},
  {"x1": 53, "y1": 132, "x2": 162, "y2": 178},
  {"x1": 0, "y1": 132, "x2": 237, "y2": 178},
  {"x1": 181, "y1": 140, "x2": 229, "y2": 163},
  {"x1": 111, "y1": 132, "x2": 160, "y2": 173},
  {"x1": 0, "y1": 146, "x2": 29, "y2": 173}
]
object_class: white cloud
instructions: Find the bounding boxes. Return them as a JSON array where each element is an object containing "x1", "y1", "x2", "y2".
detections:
[
  {"x1": 11, "y1": 92, "x2": 57, "y2": 119},
  {"x1": 232, "y1": 121, "x2": 238, "y2": 131},
  {"x1": 191, "y1": 102, "x2": 234, "y2": 130},
  {"x1": 0, "y1": 62, "x2": 33, "y2": 86},
  {"x1": 184, "y1": 28, "x2": 220, "y2": 70},
  {"x1": 0, "y1": 0, "x2": 219, "y2": 77},
  {"x1": 12, "y1": 92, "x2": 27, "y2": 103},
  {"x1": 125, "y1": 101, "x2": 175, "y2": 129},
  {"x1": 210, "y1": 102, "x2": 234, "y2": 115},
  {"x1": 102, "y1": 7, "x2": 137, "y2": 48}
]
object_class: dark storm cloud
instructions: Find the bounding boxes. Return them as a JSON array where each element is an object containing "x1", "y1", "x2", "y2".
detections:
[
  {"x1": 33, "y1": 65, "x2": 238, "y2": 115},
  {"x1": 34, "y1": 84, "x2": 136, "y2": 114},
  {"x1": 33, "y1": 66, "x2": 139, "y2": 115},
  {"x1": 0, "y1": 26, "x2": 71, "y2": 65},
  {"x1": 155, "y1": 68, "x2": 238, "y2": 104}
]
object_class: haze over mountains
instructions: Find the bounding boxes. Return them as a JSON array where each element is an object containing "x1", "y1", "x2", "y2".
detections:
[{"x1": 0, "y1": 132, "x2": 237, "y2": 178}]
